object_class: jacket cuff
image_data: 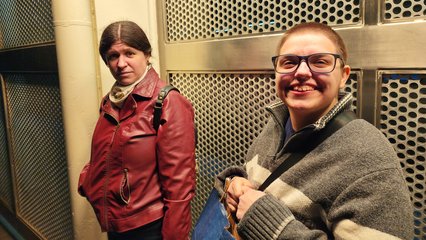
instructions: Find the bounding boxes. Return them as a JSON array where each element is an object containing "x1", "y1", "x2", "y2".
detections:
[
  {"x1": 162, "y1": 195, "x2": 193, "y2": 239},
  {"x1": 214, "y1": 166, "x2": 247, "y2": 195},
  {"x1": 238, "y1": 195, "x2": 294, "y2": 240}
]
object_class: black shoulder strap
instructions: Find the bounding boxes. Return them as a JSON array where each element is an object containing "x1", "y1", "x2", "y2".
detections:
[
  {"x1": 153, "y1": 85, "x2": 179, "y2": 131},
  {"x1": 258, "y1": 111, "x2": 356, "y2": 191}
]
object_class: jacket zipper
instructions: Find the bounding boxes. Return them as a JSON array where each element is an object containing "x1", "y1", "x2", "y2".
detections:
[
  {"x1": 120, "y1": 168, "x2": 131, "y2": 205},
  {"x1": 102, "y1": 121, "x2": 120, "y2": 231}
]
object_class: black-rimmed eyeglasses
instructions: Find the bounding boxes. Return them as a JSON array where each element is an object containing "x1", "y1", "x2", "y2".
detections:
[{"x1": 271, "y1": 53, "x2": 344, "y2": 74}]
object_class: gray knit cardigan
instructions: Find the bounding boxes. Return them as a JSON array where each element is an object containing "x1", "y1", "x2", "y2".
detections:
[{"x1": 216, "y1": 93, "x2": 413, "y2": 240}]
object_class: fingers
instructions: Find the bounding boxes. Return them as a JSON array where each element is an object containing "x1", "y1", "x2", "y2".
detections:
[
  {"x1": 243, "y1": 180, "x2": 255, "y2": 189},
  {"x1": 225, "y1": 177, "x2": 258, "y2": 215},
  {"x1": 227, "y1": 177, "x2": 254, "y2": 199},
  {"x1": 240, "y1": 185, "x2": 253, "y2": 193},
  {"x1": 235, "y1": 188, "x2": 267, "y2": 220},
  {"x1": 226, "y1": 182, "x2": 241, "y2": 212},
  {"x1": 226, "y1": 177, "x2": 251, "y2": 212},
  {"x1": 236, "y1": 208, "x2": 243, "y2": 220},
  {"x1": 226, "y1": 197, "x2": 238, "y2": 212}
]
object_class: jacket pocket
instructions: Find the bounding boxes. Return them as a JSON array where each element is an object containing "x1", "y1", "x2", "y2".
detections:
[{"x1": 120, "y1": 168, "x2": 131, "y2": 205}]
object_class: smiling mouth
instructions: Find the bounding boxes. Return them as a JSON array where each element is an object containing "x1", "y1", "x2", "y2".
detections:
[{"x1": 290, "y1": 85, "x2": 316, "y2": 92}]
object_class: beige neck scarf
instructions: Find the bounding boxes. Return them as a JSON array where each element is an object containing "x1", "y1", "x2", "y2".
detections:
[{"x1": 109, "y1": 64, "x2": 151, "y2": 108}]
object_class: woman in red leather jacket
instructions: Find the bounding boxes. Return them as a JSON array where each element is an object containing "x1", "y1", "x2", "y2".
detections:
[{"x1": 78, "y1": 20, "x2": 196, "y2": 240}]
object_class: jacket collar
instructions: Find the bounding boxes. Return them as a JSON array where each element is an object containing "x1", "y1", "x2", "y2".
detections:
[
  {"x1": 130, "y1": 67, "x2": 160, "y2": 99},
  {"x1": 266, "y1": 92, "x2": 353, "y2": 132},
  {"x1": 267, "y1": 92, "x2": 353, "y2": 153},
  {"x1": 100, "y1": 67, "x2": 160, "y2": 122}
]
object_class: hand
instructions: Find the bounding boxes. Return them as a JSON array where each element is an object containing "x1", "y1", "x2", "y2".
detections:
[
  {"x1": 226, "y1": 177, "x2": 254, "y2": 212},
  {"x1": 236, "y1": 186, "x2": 266, "y2": 220}
]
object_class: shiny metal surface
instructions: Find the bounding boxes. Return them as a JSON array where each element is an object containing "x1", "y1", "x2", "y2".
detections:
[
  {"x1": 0, "y1": 76, "x2": 13, "y2": 212},
  {"x1": 0, "y1": 0, "x2": 74, "y2": 240},
  {"x1": 341, "y1": 22, "x2": 426, "y2": 69},
  {"x1": 382, "y1": 0, "x2": 426, "y2": 22},
  {"x1": 0, "y1": 0, "x2": 54, "y2": 49},
  {"x1": 3, "y1": 73, "x2": 73, "y2": 240},
  {"x1": 169, "y1": 71, "x2": 277, "y2": 223},
  {"x1": 377, "y1": 71, "x2": 426, "y2": 237},
  {"x1": 163, "y1": 0, "x2": 363, "y2": 42},
  {"x1": 162, "y1": 22, "x2": 426, "y2": 71},
  {"x1": 358, "y1": 69, "x2": 378, "y2": 124}
]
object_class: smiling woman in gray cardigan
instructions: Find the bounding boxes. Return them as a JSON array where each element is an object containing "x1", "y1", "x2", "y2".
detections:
[{"x1": 216, "y1": 22, "x2": 413, "y2": 240}]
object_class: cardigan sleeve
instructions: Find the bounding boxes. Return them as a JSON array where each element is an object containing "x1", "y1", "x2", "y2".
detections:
[
  {"x1": 237, "y1": 168, "x2": 413, "y2": 240},
  {"x1": 214, "y1": 166, "x2": 248, "y2": 197},
  {"x1": 328, "y1": 168, "x2": 413, "y2": 240}
]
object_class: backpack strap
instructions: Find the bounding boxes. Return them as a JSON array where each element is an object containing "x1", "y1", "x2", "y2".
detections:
[
  {"x1": 258, "y1": 111, "x2": 357, "y2": 191},
  {"x1": 153, "y1": 85, "x2": 179, "y2": 132}
]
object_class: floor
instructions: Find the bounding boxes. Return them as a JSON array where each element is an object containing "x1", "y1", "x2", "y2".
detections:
[{"x1": 0, "y1": 223, "x2": 14, "y2": 240}]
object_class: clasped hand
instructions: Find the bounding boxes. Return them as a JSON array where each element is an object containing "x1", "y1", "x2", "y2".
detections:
[{"x1": 226, "y1": 177, "x2": 266, "y2": 220}]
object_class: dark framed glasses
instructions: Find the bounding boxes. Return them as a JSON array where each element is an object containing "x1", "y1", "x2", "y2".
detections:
[{"x1": 272, "y1": 53, "x2": 344, "y2": 74}]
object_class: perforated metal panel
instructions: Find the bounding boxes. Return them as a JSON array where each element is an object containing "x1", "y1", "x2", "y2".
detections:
[
  {"x1": 379, "y1": 72, "x2": 426, "y2": 240},
  {"x1": 383, "y1": 0, "x2": 426, "y2": 22},
  {"x1": 164, "y1": 0, "x2": 362, "y2": 42},
  {"x1": 345, "y1": 72, "x2": 360, "y2": 113},
  {"x1": 0, "y1": 0, "x2": 54, "y2": 49},
  {"x1": 170, "y1": 71, "x2": 360, "y2": 227},
  {"x1": 170, "y1": 72, "x2": 276, "y2": 224},
  {"x1": 3, "y1": 74, "x2": 73, "y2": 240},
  {"x1": 0, "y1": 84, "x2": 13, "y2": 211}
]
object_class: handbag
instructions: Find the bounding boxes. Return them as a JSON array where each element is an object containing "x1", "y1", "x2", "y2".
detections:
[
  {"x1": 193, "y1": 111, "x2": 356, "y2": 239},
  {"x1": 191, "y1": 186, "x2": 237, "y2": 240}
]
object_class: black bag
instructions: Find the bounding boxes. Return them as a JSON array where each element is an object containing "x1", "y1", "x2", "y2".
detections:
[{"x1": 153, "y1": 85, "x2": 179, "y2": 131}]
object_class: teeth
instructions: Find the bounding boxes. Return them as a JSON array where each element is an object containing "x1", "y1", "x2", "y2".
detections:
[{"x1": 293, "y1": 86, "x2": 314, "y2": 91}]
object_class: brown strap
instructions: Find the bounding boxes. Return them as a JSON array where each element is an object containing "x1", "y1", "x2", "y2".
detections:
[{"x1": 223, "y1": 178, "x2": 241, "y2": 239}]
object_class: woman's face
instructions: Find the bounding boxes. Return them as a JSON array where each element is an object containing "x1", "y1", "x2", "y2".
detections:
[
  {"x1": 276, "y1": 32, "x2": 350, "y2": 121},
  {"x1": 105, "y1": 41, "x2": 150, "y2": 86}
]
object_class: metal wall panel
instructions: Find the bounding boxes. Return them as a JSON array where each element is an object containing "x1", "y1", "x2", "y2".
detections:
[
  {"x1": 158, "y1": 0, "x2": 425, "y2": 238},
  {"x1": 0, "y1": 1, "x2": 73, "y2": 239},
  {"x1": 164, "y1": 0, "x2": 362, "y2": 42},
  {"x1": 0, "y1": 83, "x2": 13, "y2": 211},
  {"x1": 382, "y1": 0, "x2": 426, "y2": 22},
  {"x1": 0, "y1": 0, "x2": 54, "y2": 49},
  {"x1": 170, "y1": 71, "x2": 277, "y2": 211},
  {"x1": 346, "y1": 72, "x2": 360, "y2": 113},
  {"x1": 378, "y1": 71, "x2": 426, "y2": 239},
  {"x1": 2, "y1": 74, "x2": 73, "y2": 240}
]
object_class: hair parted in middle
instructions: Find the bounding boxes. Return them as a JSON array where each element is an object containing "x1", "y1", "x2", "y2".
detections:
[{"x1": 99, "y1": 20, "x2": 152, "y2": 64}]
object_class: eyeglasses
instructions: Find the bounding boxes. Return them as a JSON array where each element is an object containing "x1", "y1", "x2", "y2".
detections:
[{"x1": 271, "y1": 53, "x2": 344, "y2": 74}]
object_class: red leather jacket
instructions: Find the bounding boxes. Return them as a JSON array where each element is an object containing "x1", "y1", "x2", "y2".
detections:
[{"x1": 78, "y1": 68, "x2": 196, "y2": 239}]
